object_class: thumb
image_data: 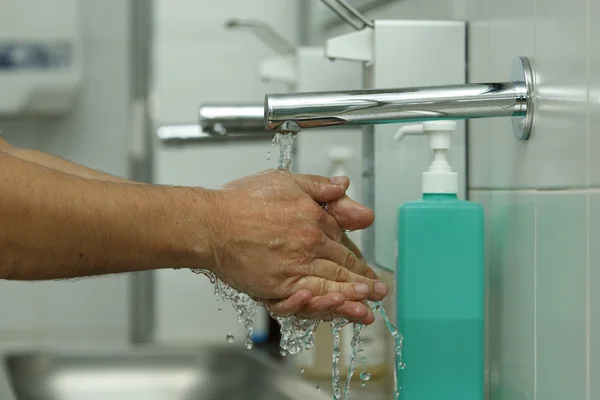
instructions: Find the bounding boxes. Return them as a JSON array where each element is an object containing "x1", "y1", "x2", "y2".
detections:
[
  {"x1": 328, "y1": 195, "x2": 375, "y2": 231},
  {"x1": 293, "y1": 174, "x2": 349, "y2": 203}
]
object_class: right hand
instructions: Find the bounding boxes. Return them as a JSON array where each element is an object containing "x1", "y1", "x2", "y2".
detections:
[
  {"x1": 206, "y1": 170, "x2": 386, "y2": 321},
  {"x1": 267, "y1": 192, "x2": 383, "y2": 324}
]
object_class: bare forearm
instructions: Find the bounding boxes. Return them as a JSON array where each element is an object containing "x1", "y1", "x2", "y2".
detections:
[
  {"x1": 4, "y1": 147, "x2": 133, "y2": 183},
  {"x1": 0, "y1": 153, "x2": 216, "y2": 280}
]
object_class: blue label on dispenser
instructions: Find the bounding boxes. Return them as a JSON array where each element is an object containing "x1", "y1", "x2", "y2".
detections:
[{"x1": 0, "y1": 42, "x2": 71, "y2": 70}]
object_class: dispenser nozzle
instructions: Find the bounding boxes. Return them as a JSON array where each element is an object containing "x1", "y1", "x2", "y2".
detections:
[{"x1": 395, "y1": 121, "x2": 459, "y2": 195}]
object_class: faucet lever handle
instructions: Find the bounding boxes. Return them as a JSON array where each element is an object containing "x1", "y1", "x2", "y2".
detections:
[
  {"x1": 394, "y1": 124, "x2": 425, "y2": 142},
  {"x1": 225, "y1": 19, "x2": 295, "y2": 55}
]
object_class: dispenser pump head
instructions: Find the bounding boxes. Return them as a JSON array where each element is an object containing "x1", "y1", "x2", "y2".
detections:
[{"x1": 395, "y1": 121, "x2": 459, "y2": 195}]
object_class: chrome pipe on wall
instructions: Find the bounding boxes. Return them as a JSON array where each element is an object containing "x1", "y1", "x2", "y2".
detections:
[{"x1": 264, "y1": 57, "x2": 535, "y2": 141}]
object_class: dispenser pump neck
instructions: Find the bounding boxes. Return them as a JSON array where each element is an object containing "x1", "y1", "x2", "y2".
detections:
[{"x1": 394, "y1": 121, "x2": 459, "y2": 195}]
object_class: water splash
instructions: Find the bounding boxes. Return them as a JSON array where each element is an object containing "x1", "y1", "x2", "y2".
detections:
[
  {"x1": 374, "y1": 302, "x2": 404, "y2": 399},
  {"x1": 330, "y1": 320, "x2": 346, "y2": 400},
  {"x1": 184, "y1": 131, "x2": 403, "y2": 399},
  {"x1": 342, "y1": 322, "x2": 365, "y2": 398},
  {"x1": 191, "y1": 268, "x2": 216, "y2": 283}
]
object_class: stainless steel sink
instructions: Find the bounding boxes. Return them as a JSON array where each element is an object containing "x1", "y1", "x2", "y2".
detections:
[{"x1": 3, "y1": 347, "x2": 330, "y2": 400}]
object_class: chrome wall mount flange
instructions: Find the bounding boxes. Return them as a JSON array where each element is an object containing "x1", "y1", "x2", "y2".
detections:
[{"x1": 511, "y1": 56, "x2": 535, "y2": 141}]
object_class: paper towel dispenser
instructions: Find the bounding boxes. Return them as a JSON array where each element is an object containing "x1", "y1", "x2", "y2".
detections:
[{"x1": 0, "y1": 0, "x2": 82, "y2": 116}]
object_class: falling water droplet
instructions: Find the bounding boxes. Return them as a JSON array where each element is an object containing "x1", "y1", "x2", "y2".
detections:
[
  {"x1": 305, "y1": 335, "x2": 315, "y2": 350},
  {"x1": 226, "y1": 333, "x2": 235, "y2": 343},
  {"x1": 316, "y1": 386, "x2": 322, "y2": 392},
  {"x1": 398, "y1": 362, "x2": 406, "y2": 370},
  {"x1": 245, "y1": 338, "x2": 254, "y2": 350},
  {"x1": 360, "y1": 382, "x2": 366, "y2": 387},
  {"x1": 360, "y1": 372, "x2": 371, "y2": 382},
  {"x1": 395, "y1": 391, "x2": 400, "y2": 399},
  {"x1": 217, "y1": 308, "x2": 222, "y2": 312},
  {"x1": 237, "y1": 315, "x2": 243, "y2": 323},
  {"x1": 266, "y1": 152, "x2": 271, "y2": 161},
  {"x1": 280, "y1": 349, "x2": 288, "y2": 357},
  {"x1": 300, "y1": 368, "x2": 305, "y2": 374}
]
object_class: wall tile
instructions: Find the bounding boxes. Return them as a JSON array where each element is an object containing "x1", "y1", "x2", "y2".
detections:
[
  {"x1": 486, "y1": 0, "x2": 536, "y2": 189},
  {"x1": 536, "y1": 193, "x2": 587, "y2": 399},
  {"x1": 40, "y1": 333, "x2": 126, "y2": 350},
  {"x1": 37, "y1": 276, "x2": 128, "y2": 334},
  {"x1": 469, "y1": 190, "x2": 492, "y2": 400},
  {"x1": 0, "y1": 0, "x2": 133, "y2": 344},
  {"x1": 531, "y1": 0, "x2": 589, "y2": 188},
  {"x1": 488, "y1": 192, "x2": 536, "y2": 400},
  {"x1": 590, "y1": 193, "x2": 600, "y2": 400},
  {"x1": 590, "y1": 0, "x2": 600, "y2": 186},
  {"x1": 152, "y1": 0, "x2": 300, "y2": 343},
  {"x1": 467, "y1": 21, "x2": 492, "y2": 189},
  {"x1": 154, "y1": 269, "x2": 249, "y2": 344},
  {"x1": 0, "y1": 282, "x2": 37, "y2": 332},
  {"x1": 590, "y1": 0, "x2": 599, "y2": 389}
]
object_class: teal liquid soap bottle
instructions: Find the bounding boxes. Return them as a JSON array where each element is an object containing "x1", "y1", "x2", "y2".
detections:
[{"x1": 395, "y1": 121, "x2": 484, "y2": 400}]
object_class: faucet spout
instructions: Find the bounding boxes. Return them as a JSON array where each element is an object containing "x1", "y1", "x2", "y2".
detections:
[
  {"x1": 264, "y1": 57, "x2": 535, "y2": 140},
  {"x1": 265, "y1": 82, "x2": 526, "y2": 128}
]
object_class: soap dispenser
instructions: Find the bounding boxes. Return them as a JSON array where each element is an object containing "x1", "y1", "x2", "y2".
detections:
[{"x1": 395, "y1": 121, "x2": 484, "y2": 400}]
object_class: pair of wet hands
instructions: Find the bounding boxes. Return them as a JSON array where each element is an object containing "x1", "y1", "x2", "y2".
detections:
[{"x1": 210, "y1": 170, "x2": 388, "y2": 326}]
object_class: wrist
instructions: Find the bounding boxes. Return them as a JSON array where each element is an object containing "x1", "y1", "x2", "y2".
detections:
[{"x1": 169, "y1": 186, "x2": 222, "y2": 272}]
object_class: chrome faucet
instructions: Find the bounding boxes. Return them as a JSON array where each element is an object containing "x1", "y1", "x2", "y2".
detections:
[
  {"x1": 199, "y1": 104, "x2": 266, "y2": 136},
  {"x1": 155, "y1": 105, "x2": 269, "y2": 144},
  {"x1": 265, "y1": 57, "x2": 535, "y2": 140}
]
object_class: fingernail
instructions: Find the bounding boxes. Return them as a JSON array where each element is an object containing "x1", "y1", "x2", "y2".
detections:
[
  {"x1": 354, "y1": 283, "x2": 369, "y2": 295},
  {"x1": 331, "y1": 176, "x2": 347, "y2": 186},
  {"x1": 374, "y1": 282, "x2": 388, "y2": 297}
]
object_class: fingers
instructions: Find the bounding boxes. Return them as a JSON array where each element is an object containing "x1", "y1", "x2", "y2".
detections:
[
  {"x1": 298, "y1": 298, "x2": 374, "y2": 324},
  {"x1": 317, "y1": 242, "x2": 381, "y2": 287},
  {"x1": 293, "y1": 174, "x2": 349, "y2": 203},
  {"x1": 293, "y1": 271, "x2": 386, "y2": 302},
  {"x1": 316, "y1": 208, "x2": 345, "y2": 243},
  {"x1": 334, "y1": 301, "x2": 375, "y2": 325},
  {"x1": 266, "y1": 293, "x2": 375, "y2": 325},
  {"x1": 264, "y1": 290, "x2": 314, "y2": 316},
  {"x1": 327, "y1": 195, "x2": 375, "y2": 232},
  {"x1": 341, "y1": 233, "x2": 365, "y2": 261}
]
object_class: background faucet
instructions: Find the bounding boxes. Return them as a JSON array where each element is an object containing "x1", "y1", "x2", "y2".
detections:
[
  {"x1": 199, "y1": 104, "x2": 266, "y2": 136},
  {"x1": 265, "y1": 57, "x2": 535, "y2": 141}
]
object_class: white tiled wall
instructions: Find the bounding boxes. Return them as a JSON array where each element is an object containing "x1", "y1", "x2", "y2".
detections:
[
  {"x1": 152, "y1": 0, "x2": 297, "y2": 344},
  {"x1": 0, "y1": 0, "x2": 132, "y2": 347},
  {"x1": 319, "y1": 0, "x2": 598, "y2": 397}
]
